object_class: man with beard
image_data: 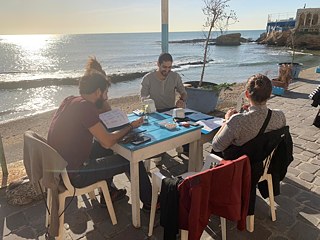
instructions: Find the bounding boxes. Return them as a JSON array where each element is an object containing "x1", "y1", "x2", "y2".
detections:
[
  {"x1": 140, "y1": 53, "x2": 187, "y2": 112},
  {"x1": 47, "y1": 65, "x2": 153, "y2": 209}
]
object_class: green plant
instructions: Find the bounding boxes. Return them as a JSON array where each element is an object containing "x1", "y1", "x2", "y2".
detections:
[{"x1": 199, "y1": 0, "x2": 237, "y2": 87}]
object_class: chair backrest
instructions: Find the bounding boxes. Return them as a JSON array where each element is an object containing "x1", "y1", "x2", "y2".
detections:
[
  {"x1": 201, "y1": 153, "x2": 223, "y2": 171},
  {"x1": 178, "y1": 154, "x2": 251, "y2": 238},
  {"x1": 23, "y1": 131, "x2": 68, "y2": 190},
  {"x1": 261, "y1": 131, "x2": 286, "y2": 177}
]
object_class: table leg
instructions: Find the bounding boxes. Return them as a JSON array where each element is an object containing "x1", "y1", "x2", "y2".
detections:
[
  {"x1": 130, "y1": 161, "x2": 141, "y2": 228},
  {"x1": 188, "y1": 139, "x2": 202, "y2": 172}
]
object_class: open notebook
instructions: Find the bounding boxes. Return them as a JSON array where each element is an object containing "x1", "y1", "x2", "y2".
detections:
[{"x1": 99, "y1": 109, "x2": 129, "y2": 131}]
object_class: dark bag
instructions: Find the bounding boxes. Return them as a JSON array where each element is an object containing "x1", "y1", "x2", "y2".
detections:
[{"x1": 313, "y1": 109, "x2": 320, "y2": 128}]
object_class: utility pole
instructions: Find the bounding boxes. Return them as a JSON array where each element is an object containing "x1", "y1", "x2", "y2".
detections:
[{"x1": 161, "y1": 0, "x2": 169, "y2": 53}]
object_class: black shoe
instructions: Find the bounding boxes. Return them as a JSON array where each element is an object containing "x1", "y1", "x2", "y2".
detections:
[{"x1": 100, "y1": 188, "x2": 127, "y2": 207}]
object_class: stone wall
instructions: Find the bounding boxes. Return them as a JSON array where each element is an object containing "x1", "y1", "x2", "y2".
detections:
[{"x1": 296, "y1": 8, "x2": 320, "y2": 33}]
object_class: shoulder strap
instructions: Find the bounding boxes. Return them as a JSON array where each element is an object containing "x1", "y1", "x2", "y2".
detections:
[{"x1": 257, "y1": 109, "x2": 272, "y2": 136}]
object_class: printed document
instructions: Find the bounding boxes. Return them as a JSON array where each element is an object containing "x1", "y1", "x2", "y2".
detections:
[
  {"x1": 197, "y1": 117, "x2": 224, "y2": 134},
  {"x1": 99, "y1": 109, "x2": 129, "y2": 129}
]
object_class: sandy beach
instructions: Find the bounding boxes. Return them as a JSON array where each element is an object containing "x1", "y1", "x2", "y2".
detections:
[{"x1": 0, "y1": 67, "x2": 317, "y2": 185}]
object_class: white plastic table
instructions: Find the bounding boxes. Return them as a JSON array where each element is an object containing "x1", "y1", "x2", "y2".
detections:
[{"x1": 111, "y1": 112, "x2": 202, "y2": 228}]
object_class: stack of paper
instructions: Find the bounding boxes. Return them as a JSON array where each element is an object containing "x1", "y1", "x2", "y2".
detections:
[{"x1": 196, "y1": 117, "x2": 224, "y2": 134}]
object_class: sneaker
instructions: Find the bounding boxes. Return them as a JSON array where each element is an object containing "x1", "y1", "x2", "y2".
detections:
[{"x1": 100, "y1": 188, "x2": 127, "y2": 207}]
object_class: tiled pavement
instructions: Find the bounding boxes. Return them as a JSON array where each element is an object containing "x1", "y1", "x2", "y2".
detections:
[{"x1": 1, "y1": 69, "x2": 320, "y2": 240}]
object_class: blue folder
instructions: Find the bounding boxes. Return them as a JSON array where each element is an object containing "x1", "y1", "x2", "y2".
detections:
[{"x1": 187, "y1": 112, "x2": 214, "y2": 122}]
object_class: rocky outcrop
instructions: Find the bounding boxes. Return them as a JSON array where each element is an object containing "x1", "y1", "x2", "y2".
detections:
[
  {"x1": 293, "y1": 33, "x2": 320, "y2": 50},
  {"x1": 216, "y1": 33, "x2": 241, "y2": 46},
  {"x1": 258, "y1": 31, "x2": 290, "y2": 46},
  {"x1": 258, "y1": 30, "x2": 320, "y2": 50}
]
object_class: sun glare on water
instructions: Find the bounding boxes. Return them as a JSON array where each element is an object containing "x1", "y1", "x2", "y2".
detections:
[
  {"x1": 1, "y1": 34, "x2": 61, "y2": 74},
  {"x1": 2, "y1": 34, "x2": 54, "y2": 52}
]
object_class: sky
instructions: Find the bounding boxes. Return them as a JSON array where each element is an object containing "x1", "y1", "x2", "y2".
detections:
[{"x1": 0, "y1": 0, "x2": 319, "y2": 35}]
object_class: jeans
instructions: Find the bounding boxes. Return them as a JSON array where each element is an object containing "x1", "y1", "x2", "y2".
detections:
[{"x1": 71, "y1": 141, "x2": 152, "y2": 205}]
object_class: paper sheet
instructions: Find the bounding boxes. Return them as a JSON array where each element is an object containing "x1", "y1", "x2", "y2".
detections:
[
  {"x1": 99, "y1": 109, "x2": 129, "y2": 129},
  {"x1": 196, "y1": 117, "x2": 224, "y2": 134}
]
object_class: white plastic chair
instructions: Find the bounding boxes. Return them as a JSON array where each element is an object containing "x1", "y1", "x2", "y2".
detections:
[
  {"x1": 246, "y1": 148, "x2": 277, "y2": 232},
  {"x1": 45, "y1": 168, "x2": 117, "y2": 239},
  {"x1": 24, "y1": 131, "x2": 117, "y2": 240},
  {"x1": 148, "y1": 154, "x2": 227, "y2": 240}
]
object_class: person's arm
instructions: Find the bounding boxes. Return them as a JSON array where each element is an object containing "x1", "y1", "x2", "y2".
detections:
[
  {"x1": 140, "y1": 75, "x2": 150, "y2": 99},
  {"x1": 212, "y1": 108, "x2": 238, "y2": 152},
  {"x1": 175, "y1": 74, "x2": 187, "y2": 108},
  {"x1": 89, "y1": 117, "x2": 143, "y2": 148},
  {"x1": 175, "y1": 92, "x2": 187, "y2": 108}
]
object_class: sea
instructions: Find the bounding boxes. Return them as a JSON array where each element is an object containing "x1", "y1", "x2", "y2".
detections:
[{"x1": 0, "y1": 30, "x2": 318, "y2": 123}]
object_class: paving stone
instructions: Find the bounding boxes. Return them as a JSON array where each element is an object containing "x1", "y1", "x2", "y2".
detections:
[
  {"x1": 106, "y1": 225, "x2": 147, "y2": 240},
  {"x1": 5, "y1": 211, "x2": 29, "y2": 232},
  {"x1": 227, "y1": 220, "x2": 272, "y2": 240},
  {"x1": 79, "y1": 229, "x2": 106, "y2": 240},
  {"x1": 275, "y1": 195, "x2": 300, "y2": 216},
  {"x1": 287, "y1": 167, "x2": 300, "y2": 177},
  {"x1": 287, "y1": 176, "x2": 312, "y2": 190},
  {"x1": 280, "y1": 182, "x2": 301, "y2": 198},
  {"x1": 3, "y1": 226, "x2": 37, "y2": 240},
  {"x1": 267, "y1": 208, "x2": 296, "y2": 232},
  {"x1": 297, "y1": 163, "x2": 320, "y2": 174},
  {"x1": 293, "y1": 138, "x2": 308, "y2": 146},
  {"x1": 293, "y1": 146, "x2": 304, "y2": 154},
  {"x1": 68, "y1": 220, "x2": 95, "y2": 240},
  {"x1": 269, "y1": 236, "x2": 289, "y2": 240},
  {"x1": 311, "y1": 158, "x2": 320, "y2": 166},
  {"x1": 289, "y1": 159, "x2": 302, "y2": 168},
  {"x1": 298, "y1": 207, "x2": 320, "y2": 227},
  {"x1": 300, "y1": 172, "x2": 315, "y2": 183},
  {"x1": 299, "y1": 134, "x2": 319, "y2": 142},
  {"x1": 304, "y1": 142, "x2": 320, "y2": 151},
  {"x1": 295, "y1": 191, "x2": 320, "y2": 210},
  {"x1": 301, "y1": 150, "x2": 317, "y2": 158},
  {"x1": 287, "y1": 221, "x2": 320, "y2": 240},
  {"x1": 315, "y1": 177, "x2": 320, "y2": 186},
  {"x1": 314, "y1": 186, "x2": 320, "y2": 195}
]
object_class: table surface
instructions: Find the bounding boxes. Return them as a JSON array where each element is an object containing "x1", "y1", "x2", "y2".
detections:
[{"x1": 123, "y1": 112, "x2": 203, "y2": 150}]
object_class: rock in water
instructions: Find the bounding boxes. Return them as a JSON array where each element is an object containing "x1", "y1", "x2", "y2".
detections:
[{"x1": 216, "y1": 33, "x2": 241, "y2": 46}]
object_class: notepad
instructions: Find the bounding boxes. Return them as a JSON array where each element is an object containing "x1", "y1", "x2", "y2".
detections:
[{"x1": 99, "y1": 109, "x2": 129, "y2": 129}]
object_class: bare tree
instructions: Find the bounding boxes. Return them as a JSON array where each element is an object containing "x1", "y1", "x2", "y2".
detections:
[{"x1": 199, "y1": 0, "x2": 237, "y2": 87}]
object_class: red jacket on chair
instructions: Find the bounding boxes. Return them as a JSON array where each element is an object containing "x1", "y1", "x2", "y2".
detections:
[{"x1": 178, "y1": 155, "x2": 251, "y2": 240}]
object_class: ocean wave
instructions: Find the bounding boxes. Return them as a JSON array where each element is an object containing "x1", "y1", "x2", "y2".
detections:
[
  {"x1": 0, "y1": 60, "x2": 208, "y2": 90},
  {"x1": 237, "y1": 61, "x2": 275, "y2": 67}
]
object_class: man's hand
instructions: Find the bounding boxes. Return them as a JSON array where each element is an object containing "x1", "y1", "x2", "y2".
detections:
[
  {"x1": 225, "y1": 108, "x2": 238, "y2": 121},
  {"x1": 240, "y1": 104, "x2": 250, "y2": 113},
  {"x1": 175, "y1": 99, "x2": 186, "y2": 108},
  {"x1": 130, "y1": 117, "x2": 143, "y2": 128}
]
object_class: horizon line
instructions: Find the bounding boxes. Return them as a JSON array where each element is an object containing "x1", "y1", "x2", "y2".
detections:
[{"x1": 0, "y1": 29, "x2": 266, "y2": 36}]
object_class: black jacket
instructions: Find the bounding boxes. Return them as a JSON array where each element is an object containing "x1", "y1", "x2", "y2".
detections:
[{"x1": 222, "y1": 126, "x2": 293, "y2": 214}]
